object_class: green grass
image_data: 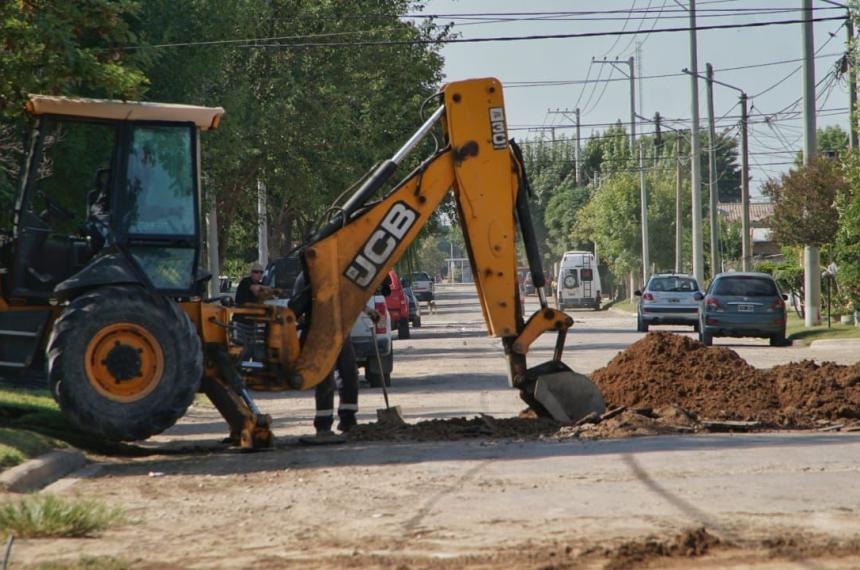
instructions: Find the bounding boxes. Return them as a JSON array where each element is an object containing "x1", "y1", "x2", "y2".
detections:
[
  {"x1": 0, "y1": 387, "x2": 150, "y2": 466},
  {"x1": 606, "y1": 298, "x2": 636, "y2": 313},
  {"x1": 0, "y1": 428, "x2": 63, "y2": 471},
  {"x1": 786, "y1": 313, "x2": 860, "y2": 345},
  {"x1": 36, "y1": 557, "x2": 132, "y2": 570},
  {"x1": 0, "y1": 494, "x2": 124, "y2": 538}
]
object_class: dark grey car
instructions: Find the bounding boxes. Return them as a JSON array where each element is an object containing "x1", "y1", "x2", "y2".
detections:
[
  {"x1": 697, "y1": 272, "x2": 788, "y2": 347},
  {"x1": 635, "y1": 273, "x2": 701, "y2": 332}
]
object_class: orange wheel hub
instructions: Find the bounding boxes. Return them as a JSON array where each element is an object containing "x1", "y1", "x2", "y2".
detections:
[{"x1": 85, "y1": 323, "x2": 165, "y2": 402}]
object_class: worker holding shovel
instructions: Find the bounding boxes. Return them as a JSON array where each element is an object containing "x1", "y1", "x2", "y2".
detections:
[{"x1": 292, "y1": 271, "x2": 361, "y2": 444}]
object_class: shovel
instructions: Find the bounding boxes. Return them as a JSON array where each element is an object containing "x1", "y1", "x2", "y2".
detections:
[{"x1": 369, "y1": 317, "x2": 406, "y2": 427}]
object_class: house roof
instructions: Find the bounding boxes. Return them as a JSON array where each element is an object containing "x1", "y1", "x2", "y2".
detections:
[
  {"x1": 717, "y1": 202, "x2": 774, "y2": 224},
  {"x1": 26, "y1": 94, "x2": 224, "y2": 130}
]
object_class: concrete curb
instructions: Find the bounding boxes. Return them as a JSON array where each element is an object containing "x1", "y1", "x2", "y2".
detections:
[
  {"x1": 808, "y1": 338, "x2": 860, "y2": 350},
  {"x1": 0, "y1": 450, "x2": 87, "y2": 493}
]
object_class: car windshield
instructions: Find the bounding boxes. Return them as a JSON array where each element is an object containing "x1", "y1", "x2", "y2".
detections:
[
  {"x1": 412, "y1": 272, "x2": 430, "y2": 281},
  {"x1": 713, "y1": 277, "x2": 778, "y2": 297},
  {"x1": 648, "y1": 277, "x2": 698, "y2": 293}
]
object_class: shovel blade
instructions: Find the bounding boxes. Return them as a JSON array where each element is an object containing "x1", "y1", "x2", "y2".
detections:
[
  {"x1": 531, "y1": 361, "x2": 605, "y2": 423},
  {"x1": 376, "y1": 405, "x2": 406, "y2": 426}
]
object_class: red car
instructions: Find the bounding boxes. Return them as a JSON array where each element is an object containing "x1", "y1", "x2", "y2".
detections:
[{"x1": 385, "y1": 269, "x2": 411, "y2": 339}]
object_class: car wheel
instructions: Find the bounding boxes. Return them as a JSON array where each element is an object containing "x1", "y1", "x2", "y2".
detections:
[
  {"x1": 397, "y1": 318, "x2": 410, "y2": 339},
  {"x1": 693, "y1": 320, "x2": 700, "y2": 333},
  {"x1": 366, "y1": 369, "x2": 391, "y2": 388},
  {"x1": 770, "y1": 330, "x2": 787, "y2": 347},
  {"x1": 636, "y1": 315, "x2": 649, "y2": 333},
  {"x1": 415, "y1": 315, "x2": 422, "y2": 328},
  {"x1": 701, "y1": 331, "x2": 713, "y2": 346}
]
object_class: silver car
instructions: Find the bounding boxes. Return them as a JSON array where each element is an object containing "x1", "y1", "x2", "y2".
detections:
[{"x1": 635, "y1": 273, "x2": 701, "y2": 332}]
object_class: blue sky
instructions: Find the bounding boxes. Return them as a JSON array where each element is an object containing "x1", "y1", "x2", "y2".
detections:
[{"x1": 416, "y1": 0, "x2": 851, "y2": 196}]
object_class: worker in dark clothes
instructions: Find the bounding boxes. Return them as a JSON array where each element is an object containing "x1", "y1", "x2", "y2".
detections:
[
  {"x1": 235, "y1": 262, "x2": 279, "y2": 305},
  {"x1": 292, "y1": 271, "x2": 360, "y2": 444}
]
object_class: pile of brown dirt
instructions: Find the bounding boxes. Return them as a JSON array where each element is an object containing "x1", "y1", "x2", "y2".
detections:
[
  {"x1": 348, "y1": 414, "x2": 561, "y2": 442},
  {"x1": 603, "y1": 527, "x2": 723, "y2": 570},
  {"x1": 592, "y1": 332, "x2": 860, "y2": 427}
]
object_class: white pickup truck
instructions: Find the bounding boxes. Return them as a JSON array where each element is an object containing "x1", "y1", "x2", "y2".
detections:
[
  {"x1": 350, "y1": 294, "x2": 394, "y2": 387},
  {"x1": 409, "y1": 271, "x2": 435, "y2": 302}
]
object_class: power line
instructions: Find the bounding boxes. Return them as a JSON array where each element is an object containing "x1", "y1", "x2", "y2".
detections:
[
  {"x1": 118, "y1": 15, "x2": 846, "y2": 51},
  {"x1": 505, "y1": 51, "x2": 843, "y2": 88}
]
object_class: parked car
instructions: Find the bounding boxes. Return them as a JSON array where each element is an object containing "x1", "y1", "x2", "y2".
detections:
[
  {"x1": 697, "y1": 272, "x2": 788, "y2": 347},
  {"x1": 556, "y1": 251, "x2": 601, "y2": 310},
  {"x1": 264, "y1": 254, "x2": 396, "y2": 385},
  {"x1": 351, "y1": 291, "x2": 394, "y2": 387},
  {"x1": 410, "y1": 271, "x2": 435, "y2": 302},
  {"x1": 404, "y1": 286, "x2": 422, "y2": 328},
  {"x1": 263, "y1": 255, "x2": 302, "y2": 292},
  {"x1": 522, "y1": 272, "x2": 535, "y2": 295},
  {"x1": 635, "y1": 273, "x2": 701, "y2": 332},
  {"x1": 385, "y1": 269, "x2": 410, "y2": 340}
]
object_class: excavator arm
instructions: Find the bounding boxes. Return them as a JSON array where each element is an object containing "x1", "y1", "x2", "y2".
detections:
[
  {"x1": 290, "y1": 77, "x2": 604, "y2": 418},
  {"x1": 199, "y1": 78, "x2": 604, "y2": 448}
]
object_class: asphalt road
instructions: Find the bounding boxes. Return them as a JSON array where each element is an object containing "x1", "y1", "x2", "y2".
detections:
[{"x1": 15, "y1": 283, "x2": 860, "y2": 569}]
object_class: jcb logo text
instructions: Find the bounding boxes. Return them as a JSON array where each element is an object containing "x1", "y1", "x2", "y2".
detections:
[{"x1": 345, "y1": 202, "x2": 418, "y2": 288}]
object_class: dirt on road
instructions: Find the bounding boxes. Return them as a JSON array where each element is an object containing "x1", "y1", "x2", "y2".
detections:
[
  {"x1": 592, "y1": 332, "x2": 860, "y2": 427},
  {"x1": 347, "y1": 332, "x2": 860, "y2": 444}
]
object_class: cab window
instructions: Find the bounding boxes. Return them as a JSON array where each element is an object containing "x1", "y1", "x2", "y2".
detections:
[
  {"x1": 30, "y1": 119, "x2": 117, "y2": 235},
  {"x1": 122, "y1": 125, "x2": 195, "y2": 236}
]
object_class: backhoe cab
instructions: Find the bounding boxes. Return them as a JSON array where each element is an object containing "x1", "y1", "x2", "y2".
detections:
[{"x1": 0, "y1": 80, "x2": 604, "y2": 449}]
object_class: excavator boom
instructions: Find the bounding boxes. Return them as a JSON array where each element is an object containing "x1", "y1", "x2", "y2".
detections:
[{"x1": 282, "y1": 77, "x2": 605, "y2": 424}]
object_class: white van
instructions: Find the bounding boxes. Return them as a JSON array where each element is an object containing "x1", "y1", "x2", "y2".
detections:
[{"x1": 556, "y1": 251, "x2": 602, "y2": 310}]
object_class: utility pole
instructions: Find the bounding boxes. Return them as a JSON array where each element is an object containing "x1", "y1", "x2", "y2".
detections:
[
  {"x1": 849, "y1": 14, "x2": 858, "y2": 149},
  {"x1": 803, "y1": 0, "x2": 821, "y2": 327},
  {"x1": 688, "y1": 0, "x2": 704, "y2": 285},
  {"x1": 654, "y1": 112, "x2": 662, "y2": 166},
  {"x1": 705, "y1": 64, "x2": 721, "y2": 277},
  {"x1": 257, "y1": 179, "x2": 268, "y2": 266},
  {"x1": 206, "y1": 208, "x2": 220, "y2": 298},
  {"x1": 639, "y1": 144, "x2": 650, "y2": 285},
  {"x1": 594, "y1": 58, "x2": 636, "y2": 148},
  {"x1": 575, "y1": 107, "x2": 583, "y2": 185},
  {"x1": 740, "y1": 93, "x2": 751, "y2": 272},
  {"x1": 675, "y1": 141, "x2": 683, "y2": 272}
]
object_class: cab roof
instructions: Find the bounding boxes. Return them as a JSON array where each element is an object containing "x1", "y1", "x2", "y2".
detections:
[{"x1": 26, "y1": 94, "x2": 225, "y2": 130}]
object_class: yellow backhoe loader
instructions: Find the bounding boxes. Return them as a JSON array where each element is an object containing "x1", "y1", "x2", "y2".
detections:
[{"x1": 0, "y1": 78, "x2": 604, "y2": 448}]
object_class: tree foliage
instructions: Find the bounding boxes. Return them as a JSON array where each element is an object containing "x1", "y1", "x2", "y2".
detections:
[{"x1": 762, "y1": 156, "x2": 846, "y2": 248}]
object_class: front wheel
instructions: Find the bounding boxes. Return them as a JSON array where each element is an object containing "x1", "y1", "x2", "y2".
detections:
[
  {"x1": 701, "y1": 331, "x2": 713, "y2": 346},
  {"x1": 397, "y1": 318, "x2": 410, "y2": 339},
  {"x1": 636, "y1": 316, "x2": 649, "y2": 333},
  {"x1": 48, "y1": 286, "x2": 202, "y2": 441}
]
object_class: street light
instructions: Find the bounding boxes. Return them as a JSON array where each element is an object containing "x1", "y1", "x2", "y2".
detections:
[{"x1": 682, "y1": 68, "x2": 751, "y2": 272}]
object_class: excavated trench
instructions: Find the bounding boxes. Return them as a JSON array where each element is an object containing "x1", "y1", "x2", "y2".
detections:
[{"x1": 348, "y1": 332, "x2": 860, "y2": 442}]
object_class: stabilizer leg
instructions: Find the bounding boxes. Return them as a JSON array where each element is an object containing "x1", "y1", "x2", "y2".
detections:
[{"x1": 203, "y1": 343, "x2": 273, "y2": 450}]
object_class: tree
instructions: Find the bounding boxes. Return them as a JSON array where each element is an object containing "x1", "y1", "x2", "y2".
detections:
[
  {"x1": 133, "y1": 0, "x2": 449, "y2": 266},
  {"x1": 0, "y1": 0, "x2": 147, "y2": 227},
  {"x1": 836, "y1": 151, "x2": 860, "y2": 310},
  {"x1": 762, "y1": 156, "x2": 846, "y2": 248}
]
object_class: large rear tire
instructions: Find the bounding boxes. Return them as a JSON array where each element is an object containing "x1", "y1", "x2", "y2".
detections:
[{"x1": 48, "y1": 286, "x2": 202, "y2": 441}]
